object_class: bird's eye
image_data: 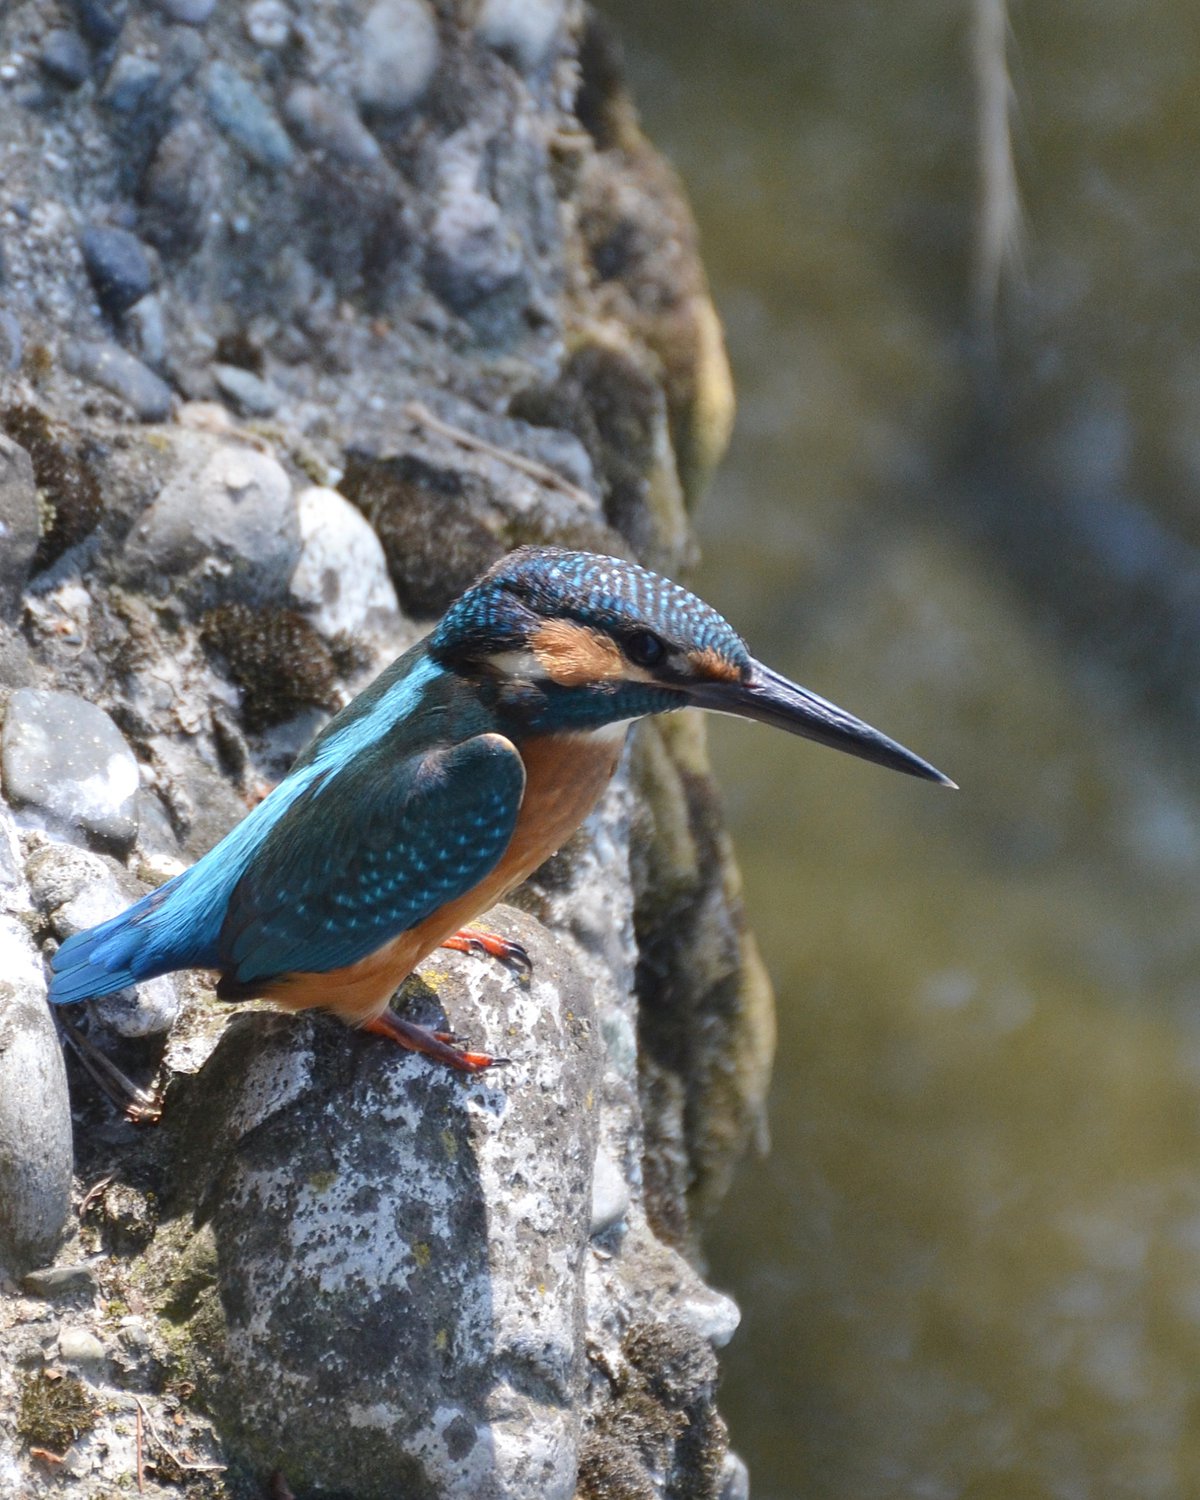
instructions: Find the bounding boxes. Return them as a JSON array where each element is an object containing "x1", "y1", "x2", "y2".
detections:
[{"x1": 625, "y1": 630, "x2": 666, "y2": 669}]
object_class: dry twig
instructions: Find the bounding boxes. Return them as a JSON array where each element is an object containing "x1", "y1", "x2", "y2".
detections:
[
  {"x1": 133, "y1": 1398, "x2": 226, "y2": 1476},
  {"x1": 404, "y1": 400, "x2": 598, "y2": 512}
]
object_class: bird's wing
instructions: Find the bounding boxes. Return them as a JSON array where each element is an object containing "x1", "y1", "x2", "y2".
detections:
[{"x1": 217, "y1": 732, "x2": 526, "y2": 985}]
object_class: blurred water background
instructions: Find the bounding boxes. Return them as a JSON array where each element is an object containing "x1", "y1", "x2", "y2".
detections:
[{"x1": 599, "y1": 2, "x2": 1200, "y2": 1496}]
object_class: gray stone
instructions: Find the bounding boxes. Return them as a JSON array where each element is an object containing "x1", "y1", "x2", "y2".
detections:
[
  {"x1": 24, "y1": 839, "x2": 120, "y2": 918},
  {"x1": 355, "y1": 0, "x2": 439, "y2": 116},
  {"x1": 205, "y1": 61, "x2": 295, "y2": 171},
  {"x1": 161, "y1": 25, "x2": 207, "y2": 89},
  {"x1": 0, "y1": 309, "x2": 22, "y2": 372},
  {"x1": 212, "y1": 363, "x2": 280, "y2": 417},
  {"x1": 2, "y1": 690, "x2": 141, "y2": 849},
  {"x1": 79, "y1": 224, "x2": 154, "y2": 316},
  {"x1": 138, "y1": 120, "x2": 218, "y2": 255},
  {"x1": 165, "y1": 908, "x2": 602, "y2": 1498},
  {"x1": 63, "y1": 339, "x2": 173, "y2": 422},
  {"x1": 679, "y1": 1285, "x2": 741, "y2": 1349},
  {"x1": 121, "y1": 438, "x2": 300, "y2": 610},
  {"x1": 589, "y1": 1146, "x2": 630, "y2": 1237},
  {"x1": 425, "y1": 135, "x2": 529, "y2": 336},
  {"x1": 0, "y1": 624, "x2": 33, "y2": 689},
  {"x1": 289, "y1": 484, "x2": 400, "y2": 637},
  {"x1": 245, "y1": 0, "x2": 292, "y2": 49},
  {"x1": 0, "y1": 942, "x2": 73, "y2": 1276},
  {"x1": 125, "y1": 293, "x2": 166, "y2": 369},
  {"x1": 22, "y1": 1261, "x2": 102, "y2": 1297},
  {"x1": 71, "y1": 0, "x2": 126, "y2": 48},
  {"x1": 475, "y1": 0, "x2": 564, "y2": 75},
  {"x1": 283, "y1": 84, "x2": 381, "y2": 167},
  {"x1": 58, "y1": 1327, "x2": 107, "y2": 1365},
  {"x1": 100, "y1": 54, "x2": 162, "y2": 114},
  {"x1": 134, "y1": 789, "x2": 179, "y2": 859},
  {"x1": 0, "y1": 435, "x2": 38, "y2": 618},
  {"x1": 0, "y1": 915, "x2": 42, "y2": 991},
  {"x1": 91, "y1": 970, "x2": 180, "y2": 1039},
  {"x1": 39, "y1": 29, "x2": 91, "y2": 89},
  {"x1": 0, "y1": 801, "x2": 23, "y2": 904},
  {"x1": 156, "y1": 0, "x2": 215, "y2": 24},
  {"x1": 719, "y1": 1451, "x2": 751, "y2": 1500},
  {"x1": 25, "y1": 841, "x2": 183, "y2": 1038}
]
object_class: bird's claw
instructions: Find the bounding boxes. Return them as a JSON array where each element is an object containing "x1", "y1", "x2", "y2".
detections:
[
  {"x1": 363, "y1": 1010, "x2": 510, "y2": 1074},
  {"x1": 431, "y1": 1031, "x2": 511, "y2": 1070},
  {"x1": 440, "y1": 928, "x2": 532, "y2": 982}
]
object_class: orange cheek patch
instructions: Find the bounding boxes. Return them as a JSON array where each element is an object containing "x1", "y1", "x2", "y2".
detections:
[
  {"x1": 532, "y1": 618, "x2": 624, "y2": 686},
  {"x1": 689, "y1": 646, "x2": 743, "y2": 683}
]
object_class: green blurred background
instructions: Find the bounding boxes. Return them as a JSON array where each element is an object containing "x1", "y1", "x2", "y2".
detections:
[{"x1": 600, "y1": 2, "x2": 1200, "y2": 1496}]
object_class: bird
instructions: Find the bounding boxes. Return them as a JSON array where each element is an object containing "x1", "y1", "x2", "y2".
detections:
[{"x1": 48, "y1": 546, "x2": 953, "y2": 1073}]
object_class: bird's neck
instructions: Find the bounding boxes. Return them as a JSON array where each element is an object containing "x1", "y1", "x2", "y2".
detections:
[{"x1": 489, "y1": 676, "x2": 680, "y2": 740}]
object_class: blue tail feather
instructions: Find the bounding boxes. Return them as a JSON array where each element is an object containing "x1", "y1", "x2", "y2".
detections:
[
  {"x1": 46, "y1": 764, "x2": 313, "y2": 1006},
  {"x1": 48, "y1": 890, "x2": 169, "y2": 1004},
  {"x1": 47, "y1": 868, "x2": 221, "y2": 1004}
]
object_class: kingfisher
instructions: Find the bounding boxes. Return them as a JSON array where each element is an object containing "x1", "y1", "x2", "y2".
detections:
[{"x1": 48, "y1": 547, "x2": 953, "y2": 1072}]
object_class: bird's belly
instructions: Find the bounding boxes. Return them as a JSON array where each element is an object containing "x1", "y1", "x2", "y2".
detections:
[{"x1": 263, "y1": 727, "x2": 627, "y2": 1024}]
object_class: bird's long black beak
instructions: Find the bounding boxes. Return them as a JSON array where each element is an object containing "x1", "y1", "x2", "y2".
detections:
[{"x1": 687, "y1": 660, "x2": 956, "y2": 787}]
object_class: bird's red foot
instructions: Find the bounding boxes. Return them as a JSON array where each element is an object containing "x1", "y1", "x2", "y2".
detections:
[
  {"x1": 440, "y1": 927, "x2": 532, "y2": 980},
  {"x1": 361, "y1": 1008, "x2": 507, "y2": 1073}
]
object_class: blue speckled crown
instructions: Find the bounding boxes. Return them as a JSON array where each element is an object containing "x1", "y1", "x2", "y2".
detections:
[{"x1": 432, "y1": 547, "x2": 752, "y2": 665}]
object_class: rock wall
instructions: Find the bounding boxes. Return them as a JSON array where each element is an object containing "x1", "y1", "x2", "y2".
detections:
[{"x1": 0, "y1": 2, "x2": 765, "y2": 1496}]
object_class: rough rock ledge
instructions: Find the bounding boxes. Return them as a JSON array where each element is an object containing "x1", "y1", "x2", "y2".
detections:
[{"x1": 0, "y1": 2, "x2": 768, "y2": 1496}]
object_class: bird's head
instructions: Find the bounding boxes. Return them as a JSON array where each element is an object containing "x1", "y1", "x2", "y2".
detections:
[{"x1": 429, "y1": 547, "x2": 952, "y2": 784}]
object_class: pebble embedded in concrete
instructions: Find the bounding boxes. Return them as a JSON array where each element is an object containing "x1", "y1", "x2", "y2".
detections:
[
  {"x1": 474, "y1": 0, "x2": 564, "y2": 74},
  {"x1": 205, "y1": 60, "x2": 295, "y2": 170},
  {"x1": 24, "y1": 839, "x2": 120, "y2": 919},
  {"x1": 63, "y1": 339, "x2": 173, "y2": 422},
  {"x1": 245, "y1": 0, "x2": 292, "y2": 49},
  {"x1": 126, "y1": 294, "x2": 166, "y2": 368},
  {"x1": 122, "y1": 438, "x2": 300, "y2": 610},
  {"x1": 100, "y1": 53, "x2": 161, "y2": 114},
  {"x1": 156, "y1": 0, "x2": 215, "y2": 24},
  {"x1": 2, "y1": 690, "x2": 141, "y2": 849},
  {"x1": 0, "y1": 800, "x2": 23, "y2": 900},
  {"x1": 425, "y1": 137, "x2": 528, "y2": 333},
  {"x1": 213, "y1": 363, "x2": 280, "y2": 417},
  {"x1": 0, "y1": 434, "x2": 39, "y2": 618},
  {"x1": 0, "y1": 310, "x2": 22, "y2": 372},
  {"x1": 290, "y1": 484, "x2": 400, "y2": 637},
  {"x1": 93, "y1": 970, "x2": 181, "y2": 1039},
  {"x1": 355, "y1": 0, "x2": 439, "y2": 116},
  {"x1": 22, "y1": 1262, "x2": 102, "y2": 1298},
  {"x1": 138, "y1": 119, "x2": 217, "y2": 255},
  {"x1": 25, "y1": 840, "x2": 183, "y2": 1037},
  {"x1": 58, "y1": 1327, "x2": 108, "y2": 1366},
  {"x1": 719, "y1": 1451, "x2": 751, "y2": 1500},
  {"x1": 71, "y1": 0, "x2": 127, "y2": 48},
  {"x1": 79, "y1": 224, "x2": 154, "y2": 315},
  {"x1": 283, "y1": 83, "x2": 381, "y2": 167},
  {"x1": 39, "y1": 29, "x2": 91, "y2": 89},
  {"x1": 0, "y1": 927, "x2": 74, "y2": 1276},
  {"x1": 679, "y1": 1285, "x2": 741, "y2": 1349},
  {"x1": 590, "y1": 1146, "x2": 630, "y2": 1237}
]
